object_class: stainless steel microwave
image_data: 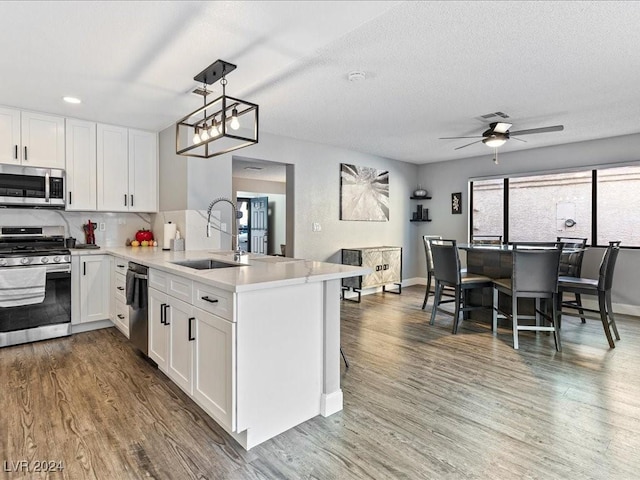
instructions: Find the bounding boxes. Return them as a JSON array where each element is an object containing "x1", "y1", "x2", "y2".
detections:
[{"x1": 0, "y1": 164, "x2": 65, "y2": 208}]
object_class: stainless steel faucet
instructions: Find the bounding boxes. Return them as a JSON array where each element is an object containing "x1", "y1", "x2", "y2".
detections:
[{"x1": 206, "y1": 197, "x2": 243, "y2": 260}]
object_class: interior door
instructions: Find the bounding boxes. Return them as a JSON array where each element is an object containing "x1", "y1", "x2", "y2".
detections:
[{"x1": 250, "y1": 196, "x2": 269, "y2": 254}]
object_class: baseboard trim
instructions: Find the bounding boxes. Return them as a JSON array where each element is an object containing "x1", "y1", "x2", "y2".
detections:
[
  {"x1": 579, "y1": 298, "x2": 640, "y2": 318},
  {"x1": 320, "y1": 390, "x2": 343, "y2": 417},
  {"x1": 71, "y1": 319, "x2": 114, "y2": 334}
]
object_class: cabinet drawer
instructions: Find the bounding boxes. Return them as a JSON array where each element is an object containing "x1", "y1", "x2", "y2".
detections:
[
  {"x1": 114, "y1": 298, "x2": 129, "y2": 337},
  {"x1": 114, "y1": 272, "x2": 127, "y2": 303},
  {"x1": 193, "y1": 282, "x2": 233, "y2": 321},
  {"x1": 113, "y1": 259, "x2": 128, "y2": 275},
  {"x1": 149, "y1": 269, "x2": 193, "y2": 303}
]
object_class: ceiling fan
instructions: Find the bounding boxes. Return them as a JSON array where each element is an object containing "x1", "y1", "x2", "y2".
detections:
[{"x1": 440, "y1": 122, "x2": 564, "y2": 151}]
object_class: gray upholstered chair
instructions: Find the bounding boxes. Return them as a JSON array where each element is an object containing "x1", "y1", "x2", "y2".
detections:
[
  {"x1": 471, "y1": 235, "x2": 503, "y2": 245},
  {"x1": 429, "y1": 239, "x2": 492, "y2": 334},
  {"x1": 493, "y1": 242, "x2": 563, "y2": 351},
  {"x1": 557, "y1": 236, "x2": 588, "y2": 322},
  {"x1": 558, "y1": 241, "x2": 621, "y2": 348}
]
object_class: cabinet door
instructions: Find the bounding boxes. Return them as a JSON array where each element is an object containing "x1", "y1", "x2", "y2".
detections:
[
  {"x1": 20, "y1": 111, "x2": 65, "y2": 169},
  {"x1": 192, "y1": 307, "x2": 235, "y2": 430},
  {"x1": 0, "y1": 106, "x2": 21, "y2": 164},
  {"x1": 79, "y1": 255, "x2": 111, "y2": 323},
  {"x1": 128, "y1": 129, "x2": 157, "y2": 212},
  {"x1": 97, "y1": 124, "x2": 129, "y2": 211},
  {"x1": 65, "y1": 118, "x2": 97, "y2": 210},
  {"x1": 361, "y1": 249, "x2": 384, "y2": 288},
  {"x1": 148, "y1": 288, "x2": 169, "y2": 371},
  {"x1": 382, "y1": 249, "x2": 402, "y2": 284},
  {"x1": 167, "y1": 298, "x2": 194, "y2": 395}
]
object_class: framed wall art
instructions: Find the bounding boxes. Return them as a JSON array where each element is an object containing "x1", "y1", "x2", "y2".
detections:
[
  {"x1": 451, "y1": 192, "x2": 462, "y2": 214},
  {"x1": 340, "y1": 163, "x2": 389, "y2": 221}
]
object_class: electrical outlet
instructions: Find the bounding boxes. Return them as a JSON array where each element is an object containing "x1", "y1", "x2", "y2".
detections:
[
  {"x1": 312, "y1": 222, "x2": 322, "y2": 232},
  {"x1": 99, "y1": 222, "x2": 106, "y2": 231}
]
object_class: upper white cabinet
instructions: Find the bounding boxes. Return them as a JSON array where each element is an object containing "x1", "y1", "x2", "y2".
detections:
[
  {"x1": 0, "y1": 106, "x2": 65, "y2": 168},
  {"x1": 97, "y1": 124, "x2": 157, "y2": 212},
  {"x1": 65, "y1": 118, "x2": 97, "y2": 211}
]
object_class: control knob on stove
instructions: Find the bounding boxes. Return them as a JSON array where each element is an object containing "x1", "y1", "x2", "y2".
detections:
[
  {"x1": 41, "y1": 257, "x2": 49, "y2": 263},
  {"x1": 53, "y1": 256, "x2": 61, "y2": 263},
  {"x1": 0, "y1": 258, "x2": 6, "y2": 267},
  {"x1": 21, "y1": 257, "x2": 31, "y2": 265}
]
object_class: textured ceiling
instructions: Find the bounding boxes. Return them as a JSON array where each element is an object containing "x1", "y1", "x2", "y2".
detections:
[{"x1": 1, "y1": 1, "x2": 639, "y2": 164}]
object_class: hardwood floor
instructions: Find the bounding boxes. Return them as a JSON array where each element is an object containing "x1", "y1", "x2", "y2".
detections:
[{"x1": 2, "y1": 285, "x2": 640, "y2": 479}]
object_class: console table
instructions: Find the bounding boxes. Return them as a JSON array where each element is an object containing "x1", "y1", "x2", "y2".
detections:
[{"x1": 341, "y1": 246, "x2": 402, "y2": 302}]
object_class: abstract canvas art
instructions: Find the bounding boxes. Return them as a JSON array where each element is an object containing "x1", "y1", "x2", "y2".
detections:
[{"x1": 340, "y1": 163, "x2": 389, "y2": 221}]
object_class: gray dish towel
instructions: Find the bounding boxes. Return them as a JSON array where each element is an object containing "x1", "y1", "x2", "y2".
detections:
[{"x1": 126, "y1": 269, "x2": 147, "y2": 310}]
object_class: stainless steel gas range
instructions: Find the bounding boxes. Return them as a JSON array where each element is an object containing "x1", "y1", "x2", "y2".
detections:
[{"x1": 0, "y1": 226, "x2": 71, "y2": 347}]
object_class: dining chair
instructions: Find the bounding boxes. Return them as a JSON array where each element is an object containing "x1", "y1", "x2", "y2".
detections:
[
  {"x1": 558, "y1": 241, "x2": 621, "y2": 348},
  {"x1": 557, "y1": 236, "x2": 588, "y2": 322},
  {"x1": 492, "y1": 242, "x2": 563, "y2": 351},
  {"x1": 429, "y1": 239, "x2": 493, "y2": 334},
  {"x1": 421, "y1": 235, "x2": 442, "y2": 309},
  {"x1": 471, "y1": 235, "x2": 503, "y2": 245}
]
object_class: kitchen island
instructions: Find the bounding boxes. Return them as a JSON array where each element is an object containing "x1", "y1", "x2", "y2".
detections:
[{"x1": 84, "y1": 247, "x2": 368, "y2": 450}]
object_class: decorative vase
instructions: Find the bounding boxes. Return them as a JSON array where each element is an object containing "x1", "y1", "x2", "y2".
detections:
[{"x1": 413, "y1": 185, "x2": 428, "y2": 198}]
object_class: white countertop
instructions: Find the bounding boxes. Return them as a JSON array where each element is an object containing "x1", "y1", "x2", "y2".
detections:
[{"x1": 71, "y1": 247, "x2": 368, "y2": 293}]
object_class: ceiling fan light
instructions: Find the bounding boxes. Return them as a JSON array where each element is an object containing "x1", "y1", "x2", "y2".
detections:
[{"x1": 483, "y1": 135, "x2": 507, "y2": 148}]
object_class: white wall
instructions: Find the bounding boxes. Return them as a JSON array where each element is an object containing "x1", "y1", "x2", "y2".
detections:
[
  {"x1": 416, "y1": 132, "x2": 640, "y2": 311},
  {"x1": 176, "y1": 131, "x2": 421, "y2": 277}
]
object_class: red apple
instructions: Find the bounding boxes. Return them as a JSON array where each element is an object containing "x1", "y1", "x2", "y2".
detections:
[{"x1": 135, "y1": 229, "x2": 154, "y2": 242}]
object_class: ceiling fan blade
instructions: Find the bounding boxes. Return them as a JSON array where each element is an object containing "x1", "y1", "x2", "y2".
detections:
[
  {"x1": 454, "y1": 139, "x2": 483, "y2": 150},
  {"x1": 492, "y1": 122, "x2": 512, "y2": 134},
  {"x1": 439, "y1": 136, "x2": 483, "y2": 139},
  {"x1": 510, "y1": 136, "x2": 527, "y2": 143},
  {"x1": 509, "y1": 125, "x2": 564, "y2": 136}
]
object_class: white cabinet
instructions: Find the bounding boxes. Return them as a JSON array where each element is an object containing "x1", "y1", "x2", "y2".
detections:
[
  {"x1": 193, "y1": 307, "x2": 235, "y2": 430},
  {"x1": 0, "y1": 106, "x2": 20, "y2": 164},
  {"x1": 76, "y1": 255, "x2": 111, "y2": 324},
  {"x1": 97, "y1": 124, "x2": 157, "y2": 212},
  {"x1": 167, "y1": 297, "x2": 195, "y2": 395},
  {"x1": 148, "y1": 268, "x2": 235, "y2": 429},
  {"x1": 111, "y1": 258, "x2": 129, "y2": 337},
  {"x1": 65, "y1": 118, "x2": 97, "y2": 211},
  {"x1": 0, "y1": 106, "x2": 65, "y2": 168},
  {"x1": 149, "y1": 287, "x2": 169, "y2": 370}
]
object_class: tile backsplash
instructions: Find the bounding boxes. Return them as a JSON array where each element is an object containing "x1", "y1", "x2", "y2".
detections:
[{"x1": 0, "y1": 208, "x2": 152, "y2": 247}]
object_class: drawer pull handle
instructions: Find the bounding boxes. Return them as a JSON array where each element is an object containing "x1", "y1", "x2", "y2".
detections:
[
  {"x1": 201, "y1": 296, "x2": 219, "y2": 304},
  {"x1": 117, "y1": 264, "x2": 125, "y2": 268},
  {"x1": 117, "y1": 314, "x2": 125, "y2": 319},
  {"x1": 188, "y1": 317, "x2": 195, "y2": 341},
  {"x1": 117, "y1": 286, "x2": 125, "y2": 291}
]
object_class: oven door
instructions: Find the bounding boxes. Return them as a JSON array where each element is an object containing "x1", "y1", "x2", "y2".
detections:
[{"x1": 0, "y1": 264, "x2": 71, "y2": 347}]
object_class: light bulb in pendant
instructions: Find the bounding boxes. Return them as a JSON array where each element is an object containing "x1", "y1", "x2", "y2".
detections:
[
  {"x1": 230, "y1": 108, "x2": 240, "y2": 130},
  {"x1": 209, "y1": 119, "x2": 219, "y2": 137},
  {"x1": 192, "y1": 127, "x2": 201, "y2": 144},
  {"x1": 200, "y1": 124, "x2": 210, "y2": 141}
]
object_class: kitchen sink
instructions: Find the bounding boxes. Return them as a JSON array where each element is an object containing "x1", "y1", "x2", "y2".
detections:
[{"x1": 171, "y1": 259, "x2": 243, "y2": 270}]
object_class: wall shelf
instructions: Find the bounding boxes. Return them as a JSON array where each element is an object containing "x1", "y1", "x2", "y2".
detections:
[
  {"x1": 410, "y1": 196, "x2": 432, "y2": 200},
  {"x1": 410, "y1": 219, "x2": 432, "y2": 222},
  {"x1": 410, "y1": 195, "x2": 432, "y2": 222}
]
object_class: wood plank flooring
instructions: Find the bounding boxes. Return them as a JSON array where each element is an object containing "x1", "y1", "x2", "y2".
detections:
[{"x1": 2, "y1": 285, "x2": 640, "y2": 479}]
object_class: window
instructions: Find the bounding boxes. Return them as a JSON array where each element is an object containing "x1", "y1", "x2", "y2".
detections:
[
  {"x1": 509, "y1": 171, "x2": 591, "y2": 243},
  {"x1": 471, "y1": 179, "x2": 503, "y2": 238},
  {"x1": 470, "y1": 163, "x2": 640, "y2": 247},
  {"x1": 597, "y1": 165, "x2": 640, "y2": 246}
]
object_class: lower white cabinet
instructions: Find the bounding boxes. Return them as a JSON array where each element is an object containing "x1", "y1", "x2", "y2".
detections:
[
  {"x1": 111, "y1": 258, "x2": 129, "y2": 337},
  {"x1": 148, "y1": 269, "x2": 235, "y2": 430},
  {"x1": 193, "y1": 307, "x2": 235, "y2": 430},
  {"x1": 73, "y1": 255, "x2": 111, "y2": 324}
]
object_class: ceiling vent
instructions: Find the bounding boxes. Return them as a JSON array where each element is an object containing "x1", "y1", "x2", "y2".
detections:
[{"x1": 477, "y1": 111, "x2": 510, "y2": 121}]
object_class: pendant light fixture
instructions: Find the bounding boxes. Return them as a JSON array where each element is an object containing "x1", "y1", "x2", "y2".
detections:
[{"x1": 176, "y1": 60, "x2": 259, "y2": 158}]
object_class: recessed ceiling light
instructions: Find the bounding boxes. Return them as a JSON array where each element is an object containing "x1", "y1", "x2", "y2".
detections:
[
  {"x1": 244, "y1": 166, "x2": 263, "y2": 171},
  {"x1": 62, "y1": 96, "x2": 82, "y2": 104}
]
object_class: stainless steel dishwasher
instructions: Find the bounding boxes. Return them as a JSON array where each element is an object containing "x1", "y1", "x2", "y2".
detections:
[{"x1": 127, "y1": 262, "x2": 149, "y2": 355}]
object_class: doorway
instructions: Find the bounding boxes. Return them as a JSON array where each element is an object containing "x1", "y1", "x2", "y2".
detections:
[{"x1": 232, "y1": 157, "x2": 293, "y2": 256}]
